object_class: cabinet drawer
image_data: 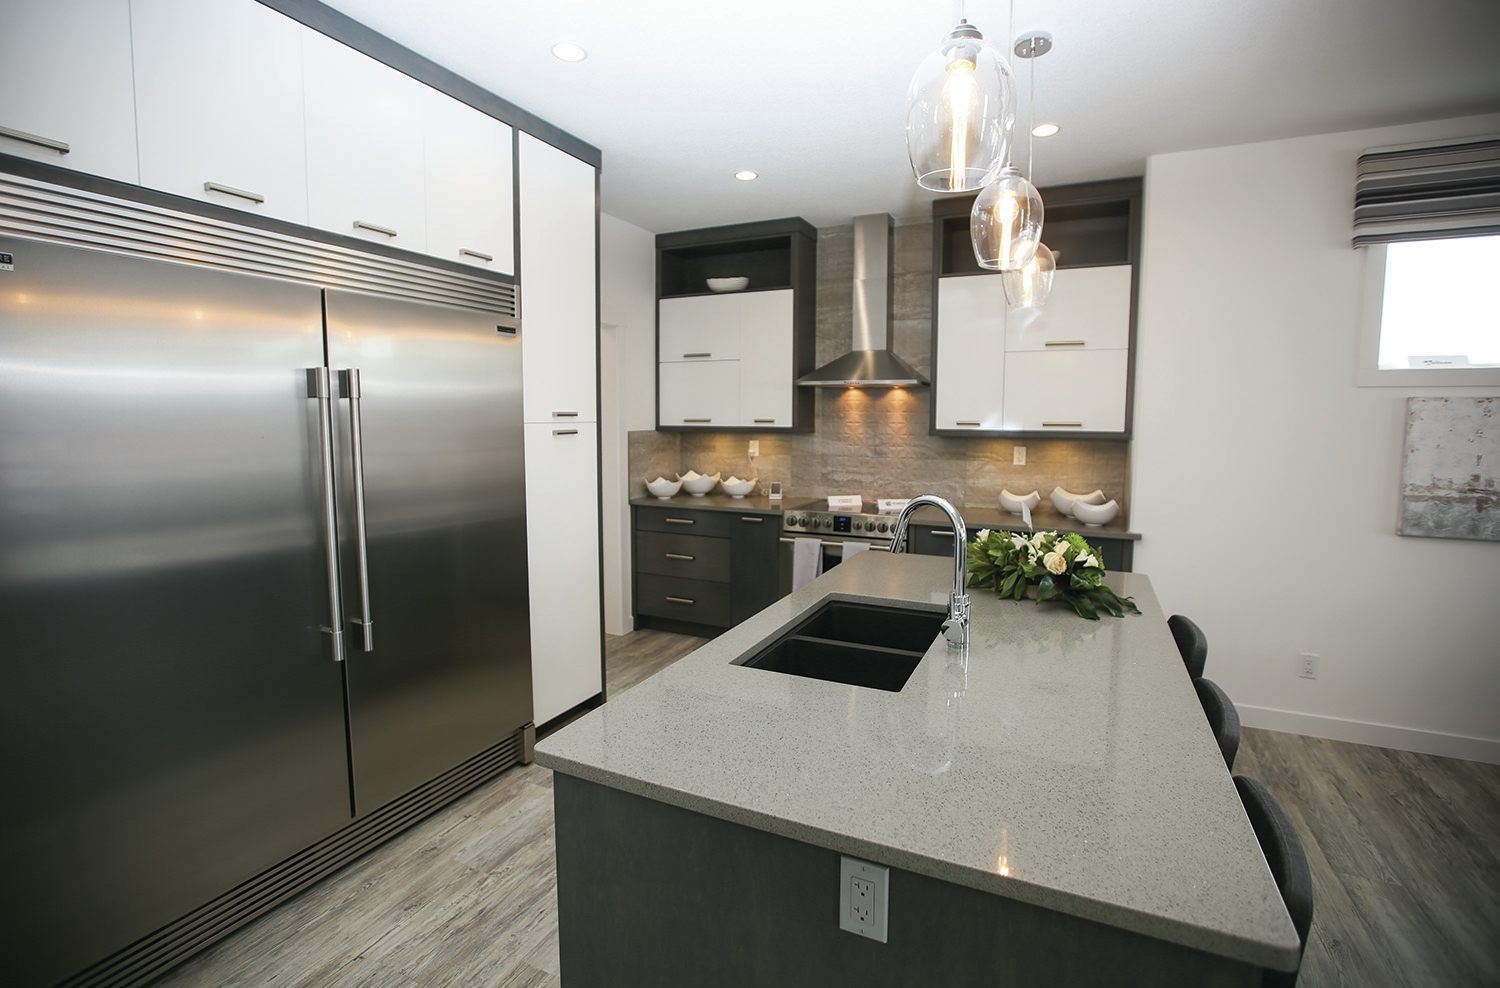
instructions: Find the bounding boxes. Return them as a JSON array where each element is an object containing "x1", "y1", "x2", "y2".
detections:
[
  {"x1": 1004, "y1": 265, "x2": 1131, "y2": 352},
  {"x1": 635, "y1": 531, "x2": 731, "y2": 583},
  {"x1": 908, "y1": 524, "x2": 963, "y2": 557},
  {"x1": 634, "y1": 506, "x2": 735, "y2": 539},
  {"x1": 635, "y1": 574, "x2": 732, "y2": 628},
  {"x1": 1001, "y1": 349, "x2": 1128, "y2": 433}
]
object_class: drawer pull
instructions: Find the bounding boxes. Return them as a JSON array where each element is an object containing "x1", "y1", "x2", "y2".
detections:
[
  {"x1": 682, "y1": 352, "x2": 713, "y2": 359},
  {"x1": 552, "y1": 428, "x2": 579, "y2": 436},
  {"x1": 664, "y1": 552, "x2": 695, "y2": 561},
  {"x1": 1041, "y1": 421, "x2": 1083, "y2": 428},
  {"x1": 1044, "y1": 339, "x2": 1086, "y2": 347},
  {"x1": 930, "y1": 529, "x2": 955, "y2": 538},
  {"x1": 552, "y1": 410, "x2": 579, "y2": 417},
  {"x1": 753, "y1": 418, "x2": 776, "y2": 424},
  {"x1": 459, "y1": 248, "x2": 494, "y2": 262},
  {"x1": 739, "y1": 516, "x2": 764, "y2": 524},
  {"x1": 683, "y1": 417, "x2": 712, "y2": 424},
  {"x1": 0, "y1": 125, "x2": 69, "y2": 154},
  {"x1": 665, "y1": 595, "x2": 695, "y2": 606},
  {"x1": 203, "y1": 181, "x2": 265, "y2": 204},
  {"x1": 664, "y1": 518, "x2": 694, "y2": 526},
  {"x1": 955, "y1": 420, "x2": 982, "y2": 427},
  {"x1": 353, "y1": 220, "x2": 398, "y2": 238}
]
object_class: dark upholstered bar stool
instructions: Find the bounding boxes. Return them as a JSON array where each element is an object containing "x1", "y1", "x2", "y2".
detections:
[
  {"x1": 1168, "y1": 614, "x2": 1208, "y2": 679},
  {"x1": 1234, "y1": 776, "x2": 1314, "y2": 987},
  {"x1": 1195, "y1": 677, "x2": 1240, "y2": 770}
]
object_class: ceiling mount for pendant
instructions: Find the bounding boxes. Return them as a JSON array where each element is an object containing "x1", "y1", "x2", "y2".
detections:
[{"x1": 1013, "y1": 31, "x2": 1052, "y2": 59}]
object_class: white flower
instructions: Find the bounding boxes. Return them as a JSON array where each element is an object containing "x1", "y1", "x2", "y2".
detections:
[
  {"x1": 1030, "y1": 532, "x2": 1048, "y2": 550},
  {"x1": 1044, "y1": 551, "x2": 1068, "y2": 575},
  {"x1": 1076, "y1": 552, "x2": 1098, "y2": 569},
  {"x1": 975, "y1": 528, "x2": 991, "y2": 542}
]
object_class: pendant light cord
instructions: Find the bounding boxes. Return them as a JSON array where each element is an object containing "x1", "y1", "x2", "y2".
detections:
[
  {"x1": 1004, "y1": 0, "x2": 1016, "y2": 167},
  {"x1": 1027, "y1": 43, "x2": 1036, "y2": 179}
]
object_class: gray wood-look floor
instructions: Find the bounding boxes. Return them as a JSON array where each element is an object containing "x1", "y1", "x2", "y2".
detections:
[{"x1": 155, "y1": 630, "x2": 1500, "y2": 988}]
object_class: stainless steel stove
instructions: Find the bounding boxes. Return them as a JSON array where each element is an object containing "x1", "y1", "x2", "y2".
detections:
[{"x1": 781, "y1": 501, "x2": 898, "y2": 544}]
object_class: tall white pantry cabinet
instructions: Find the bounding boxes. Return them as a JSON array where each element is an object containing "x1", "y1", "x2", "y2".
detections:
[{"x1": 519, "y1": 134, "x2": 604, "y2": 726}]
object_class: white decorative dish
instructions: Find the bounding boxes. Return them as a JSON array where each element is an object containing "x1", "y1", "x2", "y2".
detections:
[
  {"x1": 706, "y1": 276, "x2": 749, "y2": 293},
  {"x1": 1071, "y1": 498, "x2": 1120, "y2": 527},
  {"x1": 1050, "y1": 487, "x2": 1106, "y2": 516},
  {"x1": 680, "y1": 470, "x2": 721, "y2": 496},
  {"x1": 721, "y1": 476, "x2": 757, "y2": 499},
  {"x1": 999, "y1": 489, "x2": 1041, "y2": 515},
  {"x1": 644, "y1": 475, "x2": 682, "y2": 499}
]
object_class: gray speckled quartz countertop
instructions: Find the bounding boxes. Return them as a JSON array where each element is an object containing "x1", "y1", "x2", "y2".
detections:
[{"x1": 537, "y1": 552, "x2": 1297, "y2": 971}]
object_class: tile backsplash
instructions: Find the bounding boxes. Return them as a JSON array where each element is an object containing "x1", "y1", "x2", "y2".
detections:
[{"x1": 631, "y1": 219, "x2": 1130, "y2": 515}]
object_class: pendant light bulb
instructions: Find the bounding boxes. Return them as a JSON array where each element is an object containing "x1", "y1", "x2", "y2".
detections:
[
  {"x1": 1002, "y1": 242, "x2": 1056, "y2": 309},
  {"x1": 905, "y1": 21, "x2": 1015, "y2": 193},
  {"x1": 970, "y1": 166, "x2": 1043, "y2": 271}
]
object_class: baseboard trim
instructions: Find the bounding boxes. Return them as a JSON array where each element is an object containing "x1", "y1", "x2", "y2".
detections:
[{"x1": 1238, "y1": 704, "x2": 1500, "y2": 765}]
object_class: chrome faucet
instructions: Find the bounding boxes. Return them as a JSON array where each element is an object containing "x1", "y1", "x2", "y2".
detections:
[{"x1": 889, "y1": 494, "x2": 970, "y2": 649}]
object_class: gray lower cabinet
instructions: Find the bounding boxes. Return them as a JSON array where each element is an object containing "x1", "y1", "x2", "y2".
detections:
[{"x1": 633, "y1": 506, "x2": 783, "y2": 632}]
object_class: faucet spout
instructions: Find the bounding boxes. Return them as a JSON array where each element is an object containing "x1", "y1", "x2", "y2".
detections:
[{"x1": 888, "y1": 494, "x2": 970, "y2": 649}]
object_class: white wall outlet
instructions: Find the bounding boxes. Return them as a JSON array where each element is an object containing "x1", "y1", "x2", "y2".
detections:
[
  {"x1": 748, "y1": 439, "x2": 760, "y2": 458},
  {"x1": 1298, "y1": 652, "x2": 1319, "y2": 680},
  {"x1": 1013, "y1": 445, "x2": 1027, "y2": 466},
  {"x1": 838, "y1": 855, "x2": 889, "y2": 943}
]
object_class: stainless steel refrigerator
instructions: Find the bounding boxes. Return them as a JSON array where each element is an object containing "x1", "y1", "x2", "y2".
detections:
[{"x1": 0, "y1": 231, "x2": 532, "y2": 986}]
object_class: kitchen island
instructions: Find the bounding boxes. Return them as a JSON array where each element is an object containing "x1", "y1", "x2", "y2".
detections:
[{"x1": 537, "y1": 552, "x2": 1299, "y2": 986}]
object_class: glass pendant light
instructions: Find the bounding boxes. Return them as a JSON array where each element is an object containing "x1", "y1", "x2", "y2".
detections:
[
  {"x1": 1002, "y1": 242, "x2": 1056, "y2": 308},
  {"x1": 904, "y1": 17, "x2": 1015, "y2": 193},
  {"x1": 970, "y1": 29, "x2": 1050, "y2": 272}
]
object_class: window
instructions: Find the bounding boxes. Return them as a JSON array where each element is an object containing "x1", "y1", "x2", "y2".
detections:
[{"x1": 1359, "y1": 235, "x2": 1500, "y2": 387}]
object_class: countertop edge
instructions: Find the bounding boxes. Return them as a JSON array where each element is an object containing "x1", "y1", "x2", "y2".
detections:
[{"x1": 534, "y1": 752, "x2": 1302, "y2": 972}]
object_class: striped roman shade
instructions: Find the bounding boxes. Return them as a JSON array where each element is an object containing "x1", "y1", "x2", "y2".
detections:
[{"x1": 1353, "y1": 135, "x2": 1500, "y2": 247}]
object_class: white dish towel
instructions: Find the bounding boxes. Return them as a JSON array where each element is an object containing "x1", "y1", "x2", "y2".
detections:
[
  {"x1": 840, "y1": 541, "x2": 871, "y2": 562},
  {"x1": 792, "y1": 537, "x2": 824, "y2": 590}
]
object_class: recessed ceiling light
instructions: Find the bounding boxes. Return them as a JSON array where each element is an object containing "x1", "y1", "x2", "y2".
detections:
[
  {"x1": 551, "y1": 41, "x2": 587, "y2": 63},
  {"x1": 1031, "y1": 123, "x2": 1060, "y2": 138},
  {"x1": 734, "y1": 170, "x2": 759, "y2": 182}
]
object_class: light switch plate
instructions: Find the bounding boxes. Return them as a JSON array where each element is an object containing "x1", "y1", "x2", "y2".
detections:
[
  {"x1": 839, "y1": 855, "x2": 889, "y2": 942},
  {"x1": 1013, "y1": 445, "x2": 1027, "y2": 466}
]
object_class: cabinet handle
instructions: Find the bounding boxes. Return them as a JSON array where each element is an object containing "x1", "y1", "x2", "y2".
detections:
[
  {"x1": 683, "y1": 417, "x2": 711, "y2": 424},
  {"x1": 665, "y1": 596, "x2": 696, "y2": 606},
  {"x1": 203, "y1": 181, "x2": 264, "y2": 204},
  {"x1": 753, "y1": 418, "x2": 776, "y2": 424},
  {"x1": 552, "y1": 428, "x2": 579, "y2": 436},
  {"x1": 353, "y1": 220, "x2": 398, "y2": 238},
  {"x1": 683, "y1": 352, "x2": 713, "y2": 359},
  {"x1": 955, "y1": 420, "x2": 982, "y2": 427},
  {"x1": 552, "y1": 410, "x2": 579, "y2": 417},
  {"x1": 0, "y1": 125, "x2": 69, "y2": 154},
  {"x1": 664, "y1": 518, "x2": 694, "y2": 525},
  {"x1": 1044, "y1": 339, "x2": 1086, "y2": 347},
  {"x1": 459, "y1": 248, "x2": 493, "y2": 262},
  {"x1": 1041, "y1": 421, "x2": 1083, "y2": 428},
  {"x1": 930, "y1": 529, "x2": 955, "y2": 538},
  {"x1": 739, "y1": 516, "x2": 764, "y2": 524},
  {"x1": 664, "y1": 552, "x2": 695, "y2": 561}
]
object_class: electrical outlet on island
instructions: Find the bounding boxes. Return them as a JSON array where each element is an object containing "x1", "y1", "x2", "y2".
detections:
[{"x1": 838, "y1": 855, "x2": 889, "y2": 942}]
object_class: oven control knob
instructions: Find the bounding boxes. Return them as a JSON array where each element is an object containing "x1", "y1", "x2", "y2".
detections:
[
  {"x1": 787, "y1": 515, "x2": 799, "y2": 526},
  {"x1": 878, "y1": 522, "x2": 889, "y2": 533},
  {"x1": 820, "y1": 518, "x2": 832, "y2": 529},
  {"x1": 852, "y1": 521, "x2": 862, "y2": 531}
]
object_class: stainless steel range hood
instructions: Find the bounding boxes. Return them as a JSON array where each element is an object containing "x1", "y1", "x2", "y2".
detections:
[{"x1": 797, "y1": 213, "x2": 928, "y2": 388}]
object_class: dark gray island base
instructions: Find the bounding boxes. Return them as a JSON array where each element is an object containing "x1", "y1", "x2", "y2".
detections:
[{"x1": 553, "y1": 775, "x2": 1259, "y2": 987}]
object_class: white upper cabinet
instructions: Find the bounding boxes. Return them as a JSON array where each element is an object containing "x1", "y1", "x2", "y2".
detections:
[
  {"x1": 1004, "y1": 265, "x2": 1132, "y2": 352},
  {"x1": 738, "y1": 290, "x2": 795, "y2": 427},
  {"x1": 1002, "y1": 349, "x2": 1129, "y2": 432},
  {"x1": 519, "y1": 133, "x2": 598, "y2": 423},
  {"x1": 659, "y1": 295, "x2": 742, "y2": 361},
  {"x1": 659, "y1": 361, "x2": 740, "y2": 428},
  {"x1": 131, "y1": 0, "x2": 308, "y2": 223},
  {"x1": 934, "y1": 276, "x2": 1006, "y2": 431},
  {"x1": 423, "y1": 88, "x2": 514, "y2": 273},
  {"x1": 302, "y1": 28, "x2": 427, "y2": 250},
  {"x1": 0, "y1": 0, "x2": 138, "y2": 183}
]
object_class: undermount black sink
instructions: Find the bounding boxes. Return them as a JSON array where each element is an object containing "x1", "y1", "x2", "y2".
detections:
[{"x1": 733, "y1": 600, "x2": 945, "y2": 692}]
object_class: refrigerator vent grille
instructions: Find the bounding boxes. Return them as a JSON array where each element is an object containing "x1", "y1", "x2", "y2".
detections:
[
  {"x1": 0, "y1": 173, "x2": 519, "y2": 319},
  {"x1": 54, "y1": 731, "x2": 526, "y2": 988}
]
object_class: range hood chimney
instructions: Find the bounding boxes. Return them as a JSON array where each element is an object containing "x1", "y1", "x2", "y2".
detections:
[{"x1": 797, "y1": 214, "x2": 928, "y2": 388}]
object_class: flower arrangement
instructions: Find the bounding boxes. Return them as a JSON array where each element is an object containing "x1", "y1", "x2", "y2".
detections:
[{"x1": 966, "y1": 528, "x2": 1140, "y2": 620}]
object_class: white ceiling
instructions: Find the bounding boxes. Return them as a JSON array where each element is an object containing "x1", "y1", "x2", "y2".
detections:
[{"x1": 325, "y1": 0, "x2": 1500, "y2": 233}]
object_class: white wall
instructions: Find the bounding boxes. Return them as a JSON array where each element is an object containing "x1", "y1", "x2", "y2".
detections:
[
  {"x1": 1131, "y1": 112, "x2": 1500, "y2": 763},
  {"x1": 599, "y1": 212, "x2": 658, "y2": 634}
]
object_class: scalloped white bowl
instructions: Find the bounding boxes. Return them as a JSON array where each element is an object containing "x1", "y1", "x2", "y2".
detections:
[
  {"x1": 999, "y1": 489, "x2": 1041, "y2": 515},
  {"x1": 1050, "y1": 487, "x2": 1106, "y2": 516},
  {"x1": 1071, "y1": 498, "x2": 1120, "y2": 527},
  {"x1": 721, "y1": 476, "x2": 757, "y2": 499},
  {"x1": 706, "y1": 277, "x2": 749, "y2": 293},
  {"x1": 644, "y1": 475, "x2": 682, "y2": 499},
  {"x1": 681, "y1": 471, "x2": 720, "y2": 496}
]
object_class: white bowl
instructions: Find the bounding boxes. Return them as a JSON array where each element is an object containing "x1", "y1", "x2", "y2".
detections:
[
  {"x1": 644, "y1": 475, "x2": 682, "y2": 499},
  {"x1": 999, "y1": 489, "x2": 1041, "y2": 515},
  {"x1": 721, "y1": 476, "x2": 757, "y2": 499},
  {"x1": 1071, "y1": 498, "x2": 1120, "y2": 527},
  {"x1": 680, "y1": 470, "x2": 720, "y2": 496},
  {"x1": 706, "y1": 276, "x2": 749, "y2": 293},
  {"x1": 1050, "y1": 487, "x2": 1106, "y2": 517}
]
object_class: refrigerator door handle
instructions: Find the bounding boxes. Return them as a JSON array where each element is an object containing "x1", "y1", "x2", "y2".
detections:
[
  {"x1": 307, "y1": 368, "x2": 346, "y2": 662},
  {"x1": 339, "y1": 368, "x2": 375, "y2": 652}
]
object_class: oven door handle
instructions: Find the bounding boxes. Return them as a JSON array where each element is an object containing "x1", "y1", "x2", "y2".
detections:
[{"x1": 778, "y1": 537, "x2": 876, "y2": 554}]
